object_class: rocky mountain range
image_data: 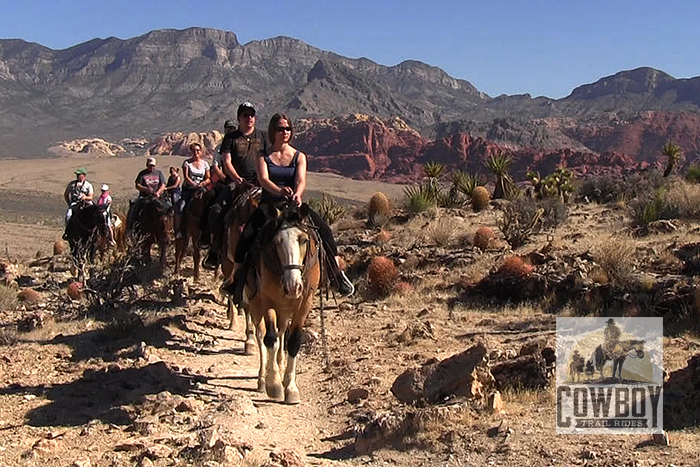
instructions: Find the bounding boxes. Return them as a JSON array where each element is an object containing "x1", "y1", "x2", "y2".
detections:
[{"x1": 1, "y1": 27, "x2": 700, "y2": 181}]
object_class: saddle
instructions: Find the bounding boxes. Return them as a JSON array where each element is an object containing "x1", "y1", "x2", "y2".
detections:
[{"x1": 603, "y1": 342, "x2": 624, "y2": 360}]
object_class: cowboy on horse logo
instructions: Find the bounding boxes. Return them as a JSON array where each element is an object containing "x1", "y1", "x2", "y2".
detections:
[{"x1": 556, "y1": 317, "x2": 663, "y2": 434}]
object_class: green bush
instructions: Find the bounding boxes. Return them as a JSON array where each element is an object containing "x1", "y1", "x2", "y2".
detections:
[
  {"x1": 686, "y1": 165, "x2": 700, "y2": 184},
  {"x1": 308, "y1": 192, "x2": 346, "y2": 225},
  {"x1": 404, "y1": 183, "x2": 439, "y2": 215}
]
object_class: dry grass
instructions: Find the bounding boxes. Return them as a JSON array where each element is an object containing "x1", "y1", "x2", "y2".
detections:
[
  {"x1": 423, "y1": 217, "x2": 461, "y2": 246},
  {"x1": 665, "y1": 181, "x2": 700, "y2": 219},
  {"x1": 501, "y1": 385, "x2": 555, "y2": 406},
  {"x1": 0, "y1": 284, "x2": 18, "y2": 311},
  {"x1": 0, "y1": 326, "x2": 18, "y2": 346},
  {"x1": 592, "y1": 234, "x2": 636, "y2": 287}
]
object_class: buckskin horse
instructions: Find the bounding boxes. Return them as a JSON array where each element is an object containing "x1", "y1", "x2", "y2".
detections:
[
  {"x1": 244, "y1": 202, "x2": 320, "y2": 404},
  {"x1": 594, "y1": 339, "x2": 646, "y2": 380},
  {"x1": 174, "y1": 188, "x2": 208, "y2": 282},
  {"x1": 220, "y1": 182, "x2": 261, "y2": 354},
  {"x1": 127, "y1": 195, "x2": 171, "y2": 266},
  {"x1": 65, "y1": 203, "x2": 110, "y2": 281}
]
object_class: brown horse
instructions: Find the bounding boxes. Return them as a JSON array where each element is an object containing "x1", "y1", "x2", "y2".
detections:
[
  {"x1": 245, "y1": 203, "x2": 320, "y2": 404},
  {"x1": 220, "y1": 184, "x2": 261, "y2": 354},
  {"x1": 127, "y1": 196, "x2": 171, "y2": 266},
  {"x1": 113, "y1": 211, "x2": 127, "y2": 252},
  {"x1": 175, "y1": 189, "x2": 208, "y2": 282}
]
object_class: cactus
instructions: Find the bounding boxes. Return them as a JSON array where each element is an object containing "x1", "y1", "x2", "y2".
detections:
[
  {"x1": 497, "y1": 255, "x2": 534, "y2": 277},
  {"x1": 368, "y1": 192, "x2": 391, "y2": 227},
  {"x1": 473, "y1": 227, "x2": 495, "y2": 250},
  {"x1": 308, "y1": 192, "x2": 345, "y2": 225},
  {"x1": 367, "y1": 256, "x2": 398, "y2": 296},
  {"x1": 471, "y1": 186, "x2": 491, "y2": 211},
  {"x1": 53, "y1": 240, "x2": 66, "y2": 256}
]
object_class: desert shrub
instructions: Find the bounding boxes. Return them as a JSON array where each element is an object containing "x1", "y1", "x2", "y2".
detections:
[
  {"x1": 403, "y1": 183, "x2": 438, "y2": 215},
  {"x1": 367, "y1": 256, "x2": 399, "y2": 296},
  {"x1": 686, "y1": 165, "x2": 700, "y2": 184},
  {"x1": 578, "y1": 170, "x2": 666, "y2": 203},
  {"x1": 629, "y1": 188, "x2": 680, "y2": 226},
  {"x1": 439, "y1": 187, "x2": 463, "y2": 209},
  {"x1": 497, "y1": 198, "x2": 564, "y2": 249},
  {"x1": 497, "y1": 256, "x2": 534, "y2": 277},
  {"x1": 308, "y1": 192, "x2": 345, "y2": 225},
  {"x1": 425, "y1": 218, "x2": 459, "y2": 246},
  {"x1": 368, "y1": 192, "x2": 391, "y2": 227},
  {"x1": 593, "y1": 235, "x2": 636, "y2": 287},
  {"x1": 0, "y1": 284, "x2": 18, "y2": 311},
  {"x1": 471, "y1": 186, "x2": 491, "y2": 211},
  {"x1": 485, "y1": 152, "x2": 519, "y2": 199},
  {"x1": 663, "y1": 182, "x2": 700, "y2": 220},
  {"x1": 473, "y1": 227, "x2": 495, "y2": 250},
  {"x1": 0, "y1": 327, "x2": 18, "y2": 346}
]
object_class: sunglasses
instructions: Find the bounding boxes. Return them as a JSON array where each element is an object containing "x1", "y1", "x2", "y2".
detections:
[{"x1": 276, "y1": 126, "x2": 292, "y2": 132}]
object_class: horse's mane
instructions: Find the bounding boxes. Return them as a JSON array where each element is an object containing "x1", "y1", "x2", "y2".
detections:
[{"x1": 259, "y1": 203, "x2": 310, "y2": 246}]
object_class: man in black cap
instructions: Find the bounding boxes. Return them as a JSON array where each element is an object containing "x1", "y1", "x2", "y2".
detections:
[{"x1": 203, "y1": 102, "x2": 268, "y2": 269}]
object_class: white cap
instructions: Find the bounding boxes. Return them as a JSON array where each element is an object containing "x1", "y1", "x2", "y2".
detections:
[
  {"x1": 101, "y1": 184, "x2": 109, "y2": 191},
  {"x1": 146, "y1": 157, "x2": 156, "y2": 166}
]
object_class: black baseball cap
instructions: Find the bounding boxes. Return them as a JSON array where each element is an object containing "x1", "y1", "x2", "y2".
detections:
[
  {"x1": 224, "y1": 120, "x2": 235, "y2": 129},
  {"x1": 237, "y1": 102, "x2": 256, "y2": 117}
]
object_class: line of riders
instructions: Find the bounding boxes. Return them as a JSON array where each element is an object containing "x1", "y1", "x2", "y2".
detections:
[{"x1": 62, "y1": 102, "x2": 355, "y2": 304}]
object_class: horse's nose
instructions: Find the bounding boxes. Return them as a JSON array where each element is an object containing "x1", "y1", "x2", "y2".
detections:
[{"x1": 282, "y1": 271, "x2": 303, "y2": 298}]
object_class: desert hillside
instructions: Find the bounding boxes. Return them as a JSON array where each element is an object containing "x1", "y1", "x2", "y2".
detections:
[{"x1": 0, "y1": 160, "x2": 699, "y2": 466}]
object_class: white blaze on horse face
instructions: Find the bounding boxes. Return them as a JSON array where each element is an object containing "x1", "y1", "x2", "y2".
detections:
[{"x1": 275, "y1": 227, "x2": 307, "y2": 298}]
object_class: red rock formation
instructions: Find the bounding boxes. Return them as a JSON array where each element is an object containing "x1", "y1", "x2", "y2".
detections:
[{"x1": 147, "y1": 131, "x2": 222, "y2": 157}]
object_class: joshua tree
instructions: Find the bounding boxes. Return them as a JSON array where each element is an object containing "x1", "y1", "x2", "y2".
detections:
[
  {"x1": 485, "y1": 152, "x2": 518, "y2": 199},
  {"x1": 662, "y1": 142, "x2": 682, "y2": 178}
]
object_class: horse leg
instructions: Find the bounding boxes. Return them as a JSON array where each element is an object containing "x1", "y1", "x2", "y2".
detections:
[
  {"x1": 283, "y1": 322, "x2": 304, "y2": 404},
  {"x1": 174, "y1": 237, "x2": 185, "y2": 277},
  {"x1": 227, "y1": 298, "x2": 237, "y2": 330},
  {"x1": 252, "y1": 313, "x2": 267, "y2": 393},
  {"x1": 262, "y1": 309, "x2": 283, "y2": 400},
  {"x1": 193, "y1": 245, "x2": 201, "y2": 283},
  {"x1": 244, "y1": 307, "x2": 256, "y2": 356}
]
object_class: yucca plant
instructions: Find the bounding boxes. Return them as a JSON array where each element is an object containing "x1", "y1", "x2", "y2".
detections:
[
  {"x1": 485, "y1": 152, "x2": 518, "y2": 199},
  {"x1": 662, "y1": 142, "x2": 682, "y2": 178},
  {"x1": 424, "y1": 161, "x2": 446, "y2": 180},
  {"x1": 452, "y1": 170, "x2": 481, "y2": 198},
  {"x1": 404, "y1": 183, "x2": 436, "y2": 214}
]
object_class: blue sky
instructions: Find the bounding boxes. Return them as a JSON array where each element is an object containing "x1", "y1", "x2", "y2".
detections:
[{"x1": 1, "y1": 0, "x2": 698, "y2": 99}]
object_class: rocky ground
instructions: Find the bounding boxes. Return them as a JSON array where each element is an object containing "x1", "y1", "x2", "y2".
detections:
[{"x1": 1, "y1": 196, "x2": 700, "y2": 467}]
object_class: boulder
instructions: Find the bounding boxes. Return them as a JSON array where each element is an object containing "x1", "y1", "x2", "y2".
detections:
[
  {"x1": 391, "y1": 342, "x2": 492, "y2": 404},
  {"x1": 491, "y1": 354, "x2": 552, "y2": 390},
  {"x1": 664, "y1": 354, "x2": 700, "y2": 429}
]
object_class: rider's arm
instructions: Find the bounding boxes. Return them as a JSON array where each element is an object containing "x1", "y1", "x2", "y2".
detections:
[
  {"x1": 135, "y1": 173, "x2": 150, "y2": 195},
  {"x1": 83, "y1": 184, "x2": 94, "y2": 202},
  {"x1": 201, "y1": 167, "x2": 211, "y2": 188},
  {"x1": 222, "y1": 152, "x2": 243, "y2": 185},
  {"x1": 256, "y1": 155, "x2": 286, "y2": 198},
  {"x1": 154, "y1": 171, "x2": 166, "y2": 197},
  {"x1": 292, "y1": 152, "x2": 307, "y2": 206},
  {"x1": 64, "y1": 183, "x2": 72, "y2": 205}
]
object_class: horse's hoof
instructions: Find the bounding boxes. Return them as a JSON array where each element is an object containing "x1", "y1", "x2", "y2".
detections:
[
  {"x1": 266, "y1": 383, "x2": 284, "y2": 401},
  {"x1": 244, "y1": 342, "x2": 256, "y2": 356},
  {"x1": 257, "y1": 379, "x2": 266, "y2": 393},
  {"x1": 285, "y1": 389, "x2": 301, "y2": 405}
]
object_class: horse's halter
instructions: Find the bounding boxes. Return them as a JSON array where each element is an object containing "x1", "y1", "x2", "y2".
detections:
[{"x1": 275, "y1": 223, "x2": 314, "y2": 275}]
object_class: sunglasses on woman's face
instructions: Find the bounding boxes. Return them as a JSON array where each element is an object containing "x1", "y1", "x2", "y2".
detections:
[{"x1": 276, "y1": 127, "x2": 292, "y2": 132}]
